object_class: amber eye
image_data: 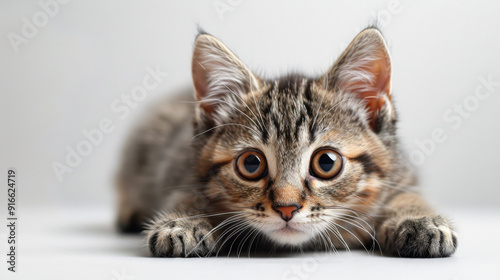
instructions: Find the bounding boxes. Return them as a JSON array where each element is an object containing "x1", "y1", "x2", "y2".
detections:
[
  {"x1": 236, "y1": 150, "x2": 267, "y2": 180},
  {"x1": 310, "y1": 149, "x2": 343, "y2": 179}
]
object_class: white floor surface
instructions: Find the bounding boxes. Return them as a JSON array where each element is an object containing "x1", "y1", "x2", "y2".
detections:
[{"x1": 1, "y1": 207, "x2": 499, "y2": 280}]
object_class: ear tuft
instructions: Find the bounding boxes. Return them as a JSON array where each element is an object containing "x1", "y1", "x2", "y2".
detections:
[{"x1": 196, "y1": 25, "x2": 209, "y2": 37}]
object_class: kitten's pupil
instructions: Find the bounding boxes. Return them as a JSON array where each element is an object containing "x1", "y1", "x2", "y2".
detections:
[
  {"x1": 319, "y1": 152, "x2": 336, "y2": 172},
  {"x1": 244, "y1": 155, "x2": 260, "y2": 173}
]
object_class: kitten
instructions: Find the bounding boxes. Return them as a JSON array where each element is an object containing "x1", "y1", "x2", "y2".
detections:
[{"x1": 116, "y1": 28, "x2": 457, "y2": 258}]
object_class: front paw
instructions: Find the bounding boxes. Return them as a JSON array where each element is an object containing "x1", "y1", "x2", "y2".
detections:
[
  {"x1": 387, "y1": 215, "x2": 457, "y2": 258},
  {"x1": 147, "y1": 218, "x2": 214, "y2": 257}
]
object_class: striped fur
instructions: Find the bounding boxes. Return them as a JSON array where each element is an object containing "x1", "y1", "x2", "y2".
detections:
[{"x1": 116, "y1": 28, "x2": 457, "y2": 258}]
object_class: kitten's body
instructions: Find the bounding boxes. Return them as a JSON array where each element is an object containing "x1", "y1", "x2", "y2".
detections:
[{"x1": 117, "y1": 28, "x2": 457, "y2": 258}]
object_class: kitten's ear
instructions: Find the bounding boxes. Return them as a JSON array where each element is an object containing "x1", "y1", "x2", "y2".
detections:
[
  {"x1": 320, "y1": 28, "x2": 392, "y2": 129},
  {"x1": 192, "y1": 34, "x2": 261, "y2": 123}
]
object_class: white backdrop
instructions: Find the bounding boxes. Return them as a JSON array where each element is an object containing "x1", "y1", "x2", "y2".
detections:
[{"x1": 1, "y1": 0, "x2": 500, "y2": 211}]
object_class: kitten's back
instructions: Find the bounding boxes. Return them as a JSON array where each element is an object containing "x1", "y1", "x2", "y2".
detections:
[{"x1": 116, "y1": 89, "x2": 195, "y2": 232}]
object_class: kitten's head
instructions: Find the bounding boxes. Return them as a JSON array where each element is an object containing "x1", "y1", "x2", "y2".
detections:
[{"x1": 191, "y1": 29, "x2": 398, "y2": 247}]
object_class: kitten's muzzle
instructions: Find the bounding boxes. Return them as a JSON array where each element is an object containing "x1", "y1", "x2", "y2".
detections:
[{"x1": 273, "y1": 204, "x2": 301, "y2": 222}]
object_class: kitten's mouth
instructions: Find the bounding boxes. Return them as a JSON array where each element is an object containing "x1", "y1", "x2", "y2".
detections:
[
  {"x1": 265, "y1": 223, "x2": 312, "y2": 245},
  {"x1": 276, "y1": 224, "x2": 301, "y2": 234}
]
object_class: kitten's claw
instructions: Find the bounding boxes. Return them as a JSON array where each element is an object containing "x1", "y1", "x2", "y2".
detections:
[
  {"x1": 147, "y1": 217, "x2": 214, "y2": 257},
  {"x1": 389, "y1": 215, "x2": 457, "y2": 258}
]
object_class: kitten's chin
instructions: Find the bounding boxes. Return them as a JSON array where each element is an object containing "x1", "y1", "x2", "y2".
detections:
[{"x1": 265, "y1": 226, "x2": 312, "y2": 246}]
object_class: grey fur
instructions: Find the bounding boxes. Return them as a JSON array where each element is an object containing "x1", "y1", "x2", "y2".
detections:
[{"x1": 116, "y1": 28, "x2": 457, "y2": 258}]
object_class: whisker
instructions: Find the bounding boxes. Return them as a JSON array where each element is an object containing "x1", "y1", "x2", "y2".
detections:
[
  {"x1": 210, "y1": 218, "x2": 251, "y2": 256},
  {"x1": 322, "y1": 206, "x2": 375, "y2": 227},
  {"x1": 317, "y1": 223, "x2": 337, "y2": 253},
  {"x1": 327, "y1": 211, "x2": 376, "y2": 234},
  {"x1": 237, "y1": 224, "x2": 260, "y2": 257},
  {"x1": 246, "y1": 225, "x2": 262, "y2": 257},
  {"x1": 321, "y1": 218, "x2": 350, "y2": 253},
  {"x1": 192, "y1": 123, "x2": 259, "y2": 139},
  {"x1": 187, "y1": 213, "x2": 247, "y2": 256},
  {"x1": 225, "y1": 222, "x2": 255, "y2": 257},
  {"x1": 208, "y1": 217, "x2": 248, "y2": 256},
  {"x1": 327, "y1": 214, "x2": 382, "y2": 255}
]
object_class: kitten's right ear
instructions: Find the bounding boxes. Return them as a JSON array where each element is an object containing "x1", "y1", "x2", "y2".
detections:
[
  {"x1": 192, "y1": 34, "x2": 261, "y2": 124},
  {"x1": 319, "y1": 28, "x2": 393, "y2": 130}
]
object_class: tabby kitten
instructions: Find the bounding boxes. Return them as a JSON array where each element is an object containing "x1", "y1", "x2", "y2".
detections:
[{"x1": 116, "y1": 28, "x2": 457, "y2": 258}]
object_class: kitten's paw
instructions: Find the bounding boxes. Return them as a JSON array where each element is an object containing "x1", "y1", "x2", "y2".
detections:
[
  {"x1": 147, "y1": 217, "x2": 214, "y2": 257},
  {"x1": 389, "y1": 215, "x2": 457, "y2": 258}
]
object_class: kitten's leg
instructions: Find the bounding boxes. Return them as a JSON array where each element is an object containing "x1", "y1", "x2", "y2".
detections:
[
  {"x1": 146, "y1": 212, "x2": 215, "y2": 257},
  {"x1": 378, "y1": 192, "x2": 458, "y2": 258}
]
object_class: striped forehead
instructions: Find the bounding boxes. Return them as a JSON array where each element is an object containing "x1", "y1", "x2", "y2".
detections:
[
  {"x1": 259, "y1": 75, "x2": 314, "y2": 146},
  {"x1": 225, "y1": 74, "x2": 369, "y2": 161}
]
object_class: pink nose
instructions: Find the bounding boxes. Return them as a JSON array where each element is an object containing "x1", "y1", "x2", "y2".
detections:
[{"x1": 273, "y1": 205, "x2": 300, "y2": 222}]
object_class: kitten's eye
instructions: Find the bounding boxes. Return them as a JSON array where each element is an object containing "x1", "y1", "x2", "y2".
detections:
[
  {"x1": 236, "y1": 150, "x2": 267, "y2": 180},
  {"x1": 310, "y1": 149, "x2": 343, "y2": 179}
]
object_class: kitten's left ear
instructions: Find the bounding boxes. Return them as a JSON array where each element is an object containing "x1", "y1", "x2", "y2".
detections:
[
  {"x1": 192, "y1": 33, "x2": 262, "y2": 124},
  {"x1": 320, "y1": 28, "x2": 393, "y2": 130}
]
